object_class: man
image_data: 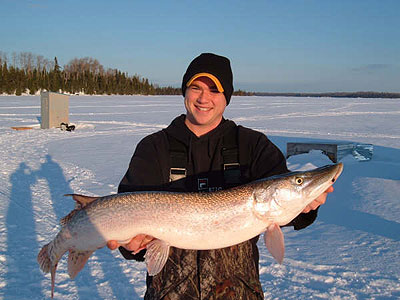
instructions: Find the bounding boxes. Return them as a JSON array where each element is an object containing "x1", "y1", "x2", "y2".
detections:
[{"x1": 108, "y1": 53, "x2": 333, "y2": 299}]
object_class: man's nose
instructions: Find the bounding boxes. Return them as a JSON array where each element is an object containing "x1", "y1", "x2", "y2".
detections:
[{"x1": 197, "y1": 89, "x2": 209, "y2": 102}]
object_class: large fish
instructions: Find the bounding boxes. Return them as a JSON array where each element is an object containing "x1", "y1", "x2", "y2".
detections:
[{"x1": 38, "y1": 163, "x2": 343, "y2": 298}]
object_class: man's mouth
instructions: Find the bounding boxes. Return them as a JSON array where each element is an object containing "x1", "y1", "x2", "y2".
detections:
[{"x1": 196, "y1": 106, "x2": 212, "y2": 112}]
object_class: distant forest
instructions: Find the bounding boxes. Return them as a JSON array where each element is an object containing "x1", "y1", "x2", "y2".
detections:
[
  {"x1": 0, "y1": 51, "x2": 181, "y2": 96},
  {"x1": 0, "y1": 51, "x2": 398, "y2": 98}
]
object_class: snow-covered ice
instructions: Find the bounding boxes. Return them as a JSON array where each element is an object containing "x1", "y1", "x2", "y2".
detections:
[{"x1": 0, "y1": 95, "x2": 399, "y2": 299}]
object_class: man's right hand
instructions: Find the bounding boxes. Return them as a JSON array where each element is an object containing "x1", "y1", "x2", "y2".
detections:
[{"x1": 107, "y1": 234, "x2": 154, "y2": 254}]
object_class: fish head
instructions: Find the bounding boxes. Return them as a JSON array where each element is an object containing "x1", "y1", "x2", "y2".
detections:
[{"x1": 253, "y1": 163, "x2": 343, "y2": 224}]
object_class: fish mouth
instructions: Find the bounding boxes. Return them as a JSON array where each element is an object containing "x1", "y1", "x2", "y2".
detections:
[
  {"x1": 332, "y1": 162, "x2": 343, "y2": 184},
  {"x1": 313, "y1": 162, "x2": 343, "y2": 184},
  {"x1": 306, "y1": 163, "x2": 343, "y2": 200}
]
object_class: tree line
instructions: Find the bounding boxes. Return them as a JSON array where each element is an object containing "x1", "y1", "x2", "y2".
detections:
[
  {"x1": 0, "y1": 51, "x2": 181, "y2": 96},
  {"x1": 4, "y1": 51, "x2": 396, "y2": 98}
]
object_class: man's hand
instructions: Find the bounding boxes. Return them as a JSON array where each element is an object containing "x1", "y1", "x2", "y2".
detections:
[
  {"x1": 302, "y1": 186, "x2": 334, "y2": 213},
  {"x1": 107, "y1": 234, "x2": 154, "y2": 254}
]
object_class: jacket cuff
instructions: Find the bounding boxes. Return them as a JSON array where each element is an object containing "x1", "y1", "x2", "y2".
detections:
[
  {"x1": 118, "y1": 246, "x2": 146, "y2": 262},
  {"x1": 288, "y1": 208, "x2": 319, "y2": 230}
]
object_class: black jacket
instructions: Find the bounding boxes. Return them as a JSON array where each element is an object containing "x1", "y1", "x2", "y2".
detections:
[{"x1": 118, "y1": 115, "x2": 317, "y2": 299}]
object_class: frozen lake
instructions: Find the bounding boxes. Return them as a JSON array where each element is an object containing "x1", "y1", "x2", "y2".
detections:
[{"x1": 0, "y1": 95, "x2": 399, "y2": 299}]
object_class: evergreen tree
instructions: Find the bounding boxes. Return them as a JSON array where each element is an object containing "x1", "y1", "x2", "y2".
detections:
[
  {"x1": 28, "y1": 69, "x2": 39, "y2": 95},
  {"x1": 49, "y1": 56, "x2": 62, "y2": 92},
  {"x1": 7, "y1": 65, "x2": 17, "y2": 94},
  {"x1": 0, "y1": 62, "x2": 3, "y2": 94}
]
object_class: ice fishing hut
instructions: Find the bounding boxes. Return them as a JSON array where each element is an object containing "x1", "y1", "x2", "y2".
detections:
[
  {"x1": 40, "y1": 91, "x2": 69, "y2": 129},
  {"x1": 286, "y1": 141, "x2": 373, "y2": 162}
]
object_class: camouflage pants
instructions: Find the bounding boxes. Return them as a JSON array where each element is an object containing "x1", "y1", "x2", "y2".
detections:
[{"x1": 144, "y1": 239, "x2": 264, "y2": 300}]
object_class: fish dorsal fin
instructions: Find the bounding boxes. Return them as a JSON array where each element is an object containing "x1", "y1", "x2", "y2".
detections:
[
  {"x1": 264, "y1": 223, "x2": 285, "y2": 264},
  {"x1": 60, "y1": 194, "x2": 99, "y2": 226},
  {"x1": 64, "y1": 193, "x2": 99, "y2": 209},
  {"x1": 68, "y1": 249, "x2": 94, "y2": 279},
  {"x1": 144, "y1": 239, "x2": 170, "y2": 276}
]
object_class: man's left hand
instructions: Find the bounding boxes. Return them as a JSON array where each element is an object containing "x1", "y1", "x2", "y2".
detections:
[{"x1": 302, "y1": 186, "x2": 334, "y2": 213}]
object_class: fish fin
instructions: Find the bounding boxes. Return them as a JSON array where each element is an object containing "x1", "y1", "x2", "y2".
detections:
[
  {"x1": 51, "y1": 263, "x2": 58, "y2": 298},
  {"x1": 37, "y1": 243, "x2": 60, "y2": 298},
  {"x1": 37, "y1": 243, "x2": 52, "y2": 273},
  {"x1": 264, "y1": 223, "x2": 285, "y2": 264},
  {"x1": 67, "y1": 249, "x2": 94, "y2": 279},
  {"x1": 64, "y1": 193, "x2": 99, "y2": 209},
  {"x1": 144, "y1": 239, "x2": 170, "y2": 276},
  {"x1": 60, "y1": 194, "x2": 99, "y2": 226}
]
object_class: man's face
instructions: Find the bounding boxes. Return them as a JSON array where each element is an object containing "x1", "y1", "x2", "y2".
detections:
[{"x1": 184, "y1": 76, "x2": 227, "y2": 136}]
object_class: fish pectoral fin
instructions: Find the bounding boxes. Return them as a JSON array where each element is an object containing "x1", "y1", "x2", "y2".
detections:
[
  {"x1": 144, "y1": 239, "x2": 170, "y2": 276},
  {"x1": 264, "y1": 223, "x2": 285, "y2": 264},
  {"x1": 67, "y1": 249, "x2": 94, "y2": 279}
]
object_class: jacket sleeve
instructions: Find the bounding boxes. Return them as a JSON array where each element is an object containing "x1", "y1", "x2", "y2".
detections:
[
  {"x1": 118, "y1": 133, "x2": 169, "y2": 193},
  {"x1": 246, "y1": 131, "x2": 318, "y2": 230},
  {"x1": 117, "y1": 133, "x2": 168, "y2": 260}
]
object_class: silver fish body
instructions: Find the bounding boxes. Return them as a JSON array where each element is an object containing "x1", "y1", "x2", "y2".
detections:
[{"x1": 38, "y1": 163, "x2": 343, "y2": 298}]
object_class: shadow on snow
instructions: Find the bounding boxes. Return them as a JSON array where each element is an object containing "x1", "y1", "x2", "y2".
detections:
[
  {"x1": 271, "y1": 135, "x2": 400, "y2": 242},
  {"x1": 4, "y1": 155, "x2": 137, "y2": 299}
]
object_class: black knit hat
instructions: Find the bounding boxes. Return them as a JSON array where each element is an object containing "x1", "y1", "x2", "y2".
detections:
[{"x1": 182, "y1": 53, "x2": 234, "y2": 105}]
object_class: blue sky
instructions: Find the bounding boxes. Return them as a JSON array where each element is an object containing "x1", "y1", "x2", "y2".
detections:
[{"x1": 1, "y1": 0, "x2": 399, "y2": 92}]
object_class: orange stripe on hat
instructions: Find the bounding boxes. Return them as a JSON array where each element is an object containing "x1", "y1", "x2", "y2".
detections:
[{"x1": 186, "y1": 73, "x2": 224, "y2": 93}]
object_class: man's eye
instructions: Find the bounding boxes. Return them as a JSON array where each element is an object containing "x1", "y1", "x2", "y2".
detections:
[{"x1": 210, "y1": 88, "x2": 220, "y2": 93}]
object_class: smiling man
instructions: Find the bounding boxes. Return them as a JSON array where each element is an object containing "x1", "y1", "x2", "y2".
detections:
[
  {"x1": 108, "y1": 53, "x2": 333, "y2": 299},
  {"x1": 182, "y1": 54, "x2": 232, "y2": 137},
  {"x1": 183, "y1": 76, "x2": 226, "y2": 136}
]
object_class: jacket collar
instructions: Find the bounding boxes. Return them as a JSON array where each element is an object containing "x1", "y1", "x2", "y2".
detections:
[{"x1": 165, "y1": 114, "x2": 236, "y2": 146}]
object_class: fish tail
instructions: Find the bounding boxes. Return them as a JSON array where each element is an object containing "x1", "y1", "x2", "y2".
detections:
[
  {"x1": 37, "y1": 243, "x2": 52, "y2": 273},
  {"x1": 37, "y1": 242, "x2": 64, "y2": 298}
]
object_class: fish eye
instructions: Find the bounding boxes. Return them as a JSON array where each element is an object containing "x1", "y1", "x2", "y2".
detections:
[{"x1": 295, "y1": 177, "x2": 304, "y2": 185}]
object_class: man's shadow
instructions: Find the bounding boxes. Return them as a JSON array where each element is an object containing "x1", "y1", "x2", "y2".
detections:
[
  {"x1": 4, "y1": 162, "x2": 45, "y2": 299},
  {"x1": 5, "y1": 155, "x2": 137, "y2": 299},
  {"x1": 37, "y1": 154, "x2": 136, "y2": 298}
]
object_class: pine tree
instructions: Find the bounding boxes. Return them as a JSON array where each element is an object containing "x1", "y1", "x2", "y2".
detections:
[
  {"x1": 0, "y1": 63, "x2": 3, "y2": 94},
  {"x1": 49, "y1": 57, "x2": 62, "y2": 92}
]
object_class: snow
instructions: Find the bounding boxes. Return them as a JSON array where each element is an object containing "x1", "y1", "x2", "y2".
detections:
[{"x1": 0, "y1": 95, "x2": 399, "y2": 299}]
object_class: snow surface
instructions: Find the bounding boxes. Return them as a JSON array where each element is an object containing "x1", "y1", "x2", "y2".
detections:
[{"x1": 0, "y1": 95, "x2": 399, "y2": 299}]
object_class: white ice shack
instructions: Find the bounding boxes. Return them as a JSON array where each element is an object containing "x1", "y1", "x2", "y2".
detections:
[{"x1": 40, "y1": 91, "x2": 69, "y2": 129}]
